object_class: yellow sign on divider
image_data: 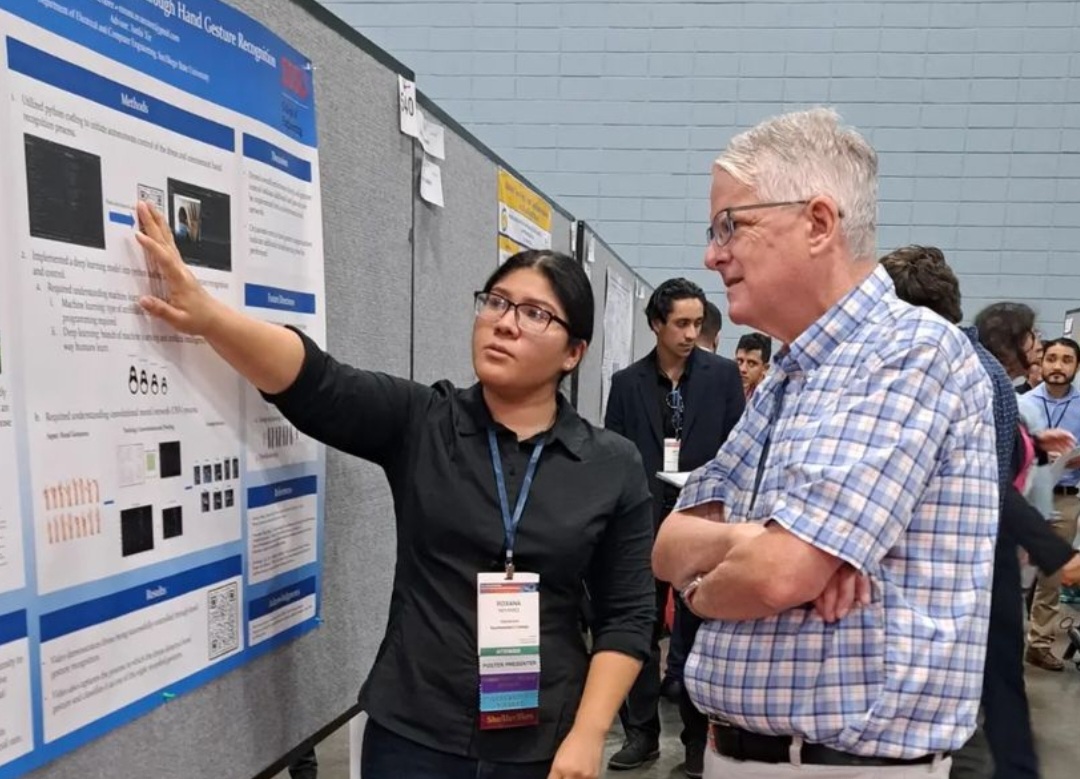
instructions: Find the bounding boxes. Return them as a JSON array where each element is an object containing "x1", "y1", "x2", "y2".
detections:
[
  {"x1": 497, "y1": 169, "x2": 552, "y2": 262},
  {"x1": 498, "y1": 235, "x2": 525, "y2": 265}
]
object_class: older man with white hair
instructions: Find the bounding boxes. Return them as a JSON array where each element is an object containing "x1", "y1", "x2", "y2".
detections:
[{"x1": 653, "y1": 108, "x2": 998, "y2": 779}]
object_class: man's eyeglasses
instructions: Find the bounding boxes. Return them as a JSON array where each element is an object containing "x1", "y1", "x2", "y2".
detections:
[
  {"x1": 706, "y1": 201, "x2": 809, "y2": 248},
  {"x1": 474, "y1": 291, "x2": 570, "y2": 334}
]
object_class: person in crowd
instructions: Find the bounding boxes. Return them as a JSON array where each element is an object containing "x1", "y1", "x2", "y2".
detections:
[
  {"x1": 1019, "y1": 335, "x2": 1080, "y2": 671},
  {"x1": 653, "y1": 108, "x2": 998, "y2": 779},
  {"x1": 1017, "y1": 338, "x2": 1045, "y2": 394},
  {"x1": 696, "y1": 300, "x2": 723, "y2": 352},
  {"x1": 604, "y1": 278, "x2": 743, "y2": 777},
  {"x1": 734, "y1": 332, "x2": 771, "y2": 399},
  {"x1": 881, "y1": 247, "x2": 1080, "y2": 779},
  {"x1": 978, "y1": 305, "x2": 1062, "y2": 529},
  {"x1": 133, "y1": 201, "x2": 654, "y2": 779}
]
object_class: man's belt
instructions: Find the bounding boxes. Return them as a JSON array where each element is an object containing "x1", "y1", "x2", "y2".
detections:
[
  {"x1": 1053, "y1": 485, "x2": 1079, "y2": 496},
  {"x1": 708, "y1": 721, "x2": 942, "y2": 767}
]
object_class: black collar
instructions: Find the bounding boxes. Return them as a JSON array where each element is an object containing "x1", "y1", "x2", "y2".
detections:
[
  {"x1": 646, "y1": 346, "x2": 697, "y2": 382},
  {"x1": 456, "y1": 383, "x2": 588, "y2": 459}
]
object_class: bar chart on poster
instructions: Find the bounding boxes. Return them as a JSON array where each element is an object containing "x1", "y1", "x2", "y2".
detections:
[{"x1": 0, "y1": 0, "x2": 326, "y2": 775}]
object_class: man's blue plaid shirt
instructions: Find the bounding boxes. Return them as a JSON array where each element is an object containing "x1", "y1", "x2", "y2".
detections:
[{"x1": 676, "y1": 266, "x2": 999, "y2": 759}]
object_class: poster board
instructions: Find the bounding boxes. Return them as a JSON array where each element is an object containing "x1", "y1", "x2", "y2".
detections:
[
  {"x1": 1064, "y1": 307, "x2": 1080, "y2": 342},
  {"x1": 0, "y1": 0, "x2": 333, "y2": 775},
  {"x1": 574, "y1": 223, "x2": 639, "y2": 426},
  {"x1": 600, "y1": 268, "x2": 635, "y2": 420},
  {"x1": 632, "y1": 278, "x2": 656, "y2": 361},
  {"x1": 1, "y1": 0, "x2": 417, "y2": 776}
]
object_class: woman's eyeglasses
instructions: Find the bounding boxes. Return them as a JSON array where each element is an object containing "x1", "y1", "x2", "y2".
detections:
[{"x1": 474, "y1": 292, "x2": 570, "y2": 334}]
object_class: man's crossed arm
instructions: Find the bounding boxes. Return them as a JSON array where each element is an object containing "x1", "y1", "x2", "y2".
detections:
[{"x1": 653, "y1": 504, "x2": 870, "y2": 623}]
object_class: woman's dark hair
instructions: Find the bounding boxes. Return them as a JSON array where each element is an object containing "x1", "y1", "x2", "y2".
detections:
[
  {"x1": 482, "y1": 250, "x2": 594, "y2": 344},
  {"x1": 645, "y1": 278, "x2": 707, "y2": 327},
  {"x1": 974, "y1": 302, "x2": 1037, "y2": 377}
]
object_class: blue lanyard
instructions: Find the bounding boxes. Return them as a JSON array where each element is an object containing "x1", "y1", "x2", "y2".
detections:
[
  {"x1": 487, "y1": 429, "x2": 544, "y2": 578},
  {"x1": 1040, "y1": 397, "x2": 1073, "y2": 430}
]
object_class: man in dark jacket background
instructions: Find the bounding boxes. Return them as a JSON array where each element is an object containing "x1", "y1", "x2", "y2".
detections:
[{"x1": 604, "y1": 278, "x2": 744, "y2": 777}]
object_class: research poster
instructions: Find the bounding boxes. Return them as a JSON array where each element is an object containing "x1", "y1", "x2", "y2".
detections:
[
  {"x1": 497, "y1": 168, "x2": 551, "y2": 264},
  {"x1": 600, "y1": 268, "x2": 634, "y2": 420},
  {"x1": 0, "y1": 0, "x2": 326, "y2": 775}
]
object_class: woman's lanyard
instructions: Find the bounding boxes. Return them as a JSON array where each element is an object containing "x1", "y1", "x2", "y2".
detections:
[
  {"x1": 1040, "y1": 397, "x2": 1074, "y2": 430},
  {"x1": 487, "y1": 429, "x2": 544, "y2": 579}
]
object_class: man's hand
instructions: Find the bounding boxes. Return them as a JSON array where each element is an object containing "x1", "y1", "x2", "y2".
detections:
[
  {"x1": 683, "y1": 523, "x2": 849, "y2": 621},
  {"x1": 1063, "y1": 554, "x2": 1080, "y2": 587},
  {"x1": 812, "y1": 564, "x2": 871, "y2": 622},
  {"x1": 1035, "y1": 428, "x2": 1077, "y2": 458}
]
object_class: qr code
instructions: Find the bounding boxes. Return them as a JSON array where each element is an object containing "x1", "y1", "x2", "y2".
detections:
[{"x1": 207, "y1": 582, "x2": 239, "y2": 660}]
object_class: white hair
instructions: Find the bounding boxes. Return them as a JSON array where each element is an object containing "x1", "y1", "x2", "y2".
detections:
[{"x1": 715, "y1": 107, "x2": 878, "y2": 261}]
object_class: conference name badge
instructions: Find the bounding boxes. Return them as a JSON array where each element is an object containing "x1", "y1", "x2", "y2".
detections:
[
  {"x1": 663, "y1": 437, "x2": 680, "y2": 472},
  {"x1": 477, "y1": 572, "x2": 540, "y2": 729}
]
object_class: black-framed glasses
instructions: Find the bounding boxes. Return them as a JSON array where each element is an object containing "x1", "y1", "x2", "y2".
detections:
[
  {"x1": 666, "y1": 387, "x2": 685, "y2": 439},
  {"x1": 474, "y1": 291, "x2": 571, "y2": 334},
  {"x1": 706, "y1": 201, "x2": 809, "y2": 248}
]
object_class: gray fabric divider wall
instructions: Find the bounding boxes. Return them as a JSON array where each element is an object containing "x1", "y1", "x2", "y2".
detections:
[
  {"x1": 574, "y1": 223, "x2": 605, "y2": 426},
  {"x1": 551, "y1": 213, "x2": 576, "y2": 403},
  {"x1": 411, "y1": 94, "x2": 575, "y2": 391},
  {"x1": 29, "y1": 0, "x2": 413, "y2": 777},
  {"x1": 411, "y1": 114, "x2": 497, "y2": 387},
  {"x1": 551, "y1": 213, "x2": 574, "y2": 258}
]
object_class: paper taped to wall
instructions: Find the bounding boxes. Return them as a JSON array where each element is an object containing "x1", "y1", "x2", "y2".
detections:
[
  {"x1": 419, "y1": 110, "x2": 446, "y2": 160},
  {"x1": 420, "y1": 156, "x2": 445, "y2": 207}
]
